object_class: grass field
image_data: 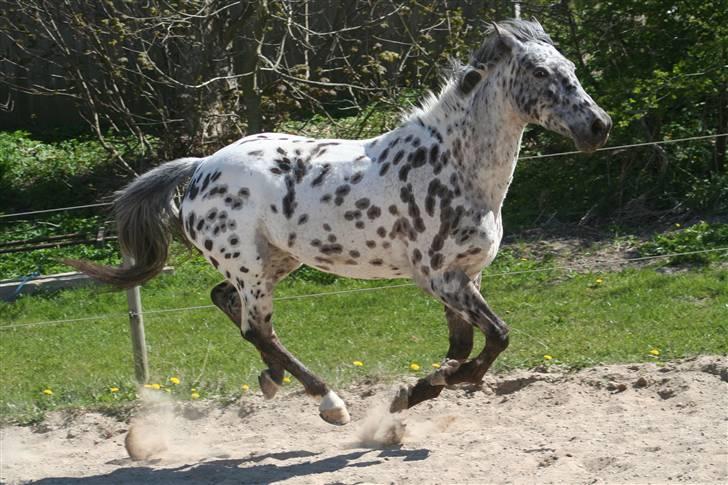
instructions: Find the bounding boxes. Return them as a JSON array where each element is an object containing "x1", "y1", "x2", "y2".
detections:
[{"x1": 1, "y1": 242, "x2": 726, "y2": 424}]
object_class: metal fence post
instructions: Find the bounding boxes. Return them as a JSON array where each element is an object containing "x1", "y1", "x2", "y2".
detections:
[{"x1": 123, "y1": 255, "x2": 149, "y2": 383}]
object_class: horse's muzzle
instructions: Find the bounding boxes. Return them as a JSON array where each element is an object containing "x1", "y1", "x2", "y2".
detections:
[{"x1": 574, "y1": 108, "x2": 612, "y2": 153}]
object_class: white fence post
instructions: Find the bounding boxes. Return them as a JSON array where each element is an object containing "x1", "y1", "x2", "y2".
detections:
[{"x1": 123, "y1": 255, "x2": 149, "y2": 383}]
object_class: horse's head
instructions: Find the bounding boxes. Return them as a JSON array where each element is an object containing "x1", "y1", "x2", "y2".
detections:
[{"x1": 468, "y1": 19, "x2": 612, "y2": 153}]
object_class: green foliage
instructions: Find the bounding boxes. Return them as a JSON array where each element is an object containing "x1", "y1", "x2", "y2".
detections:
[
  {"x1": 0, "y1": 131, "x2": 145, "y2": 211},
  {"x1": 279, "y1": 89, "x2": 422, "y2": 140},
  {"x1": 638, "y1": 221, "x2": 728, "y2": 264},
  {"x1": 684, "y1": 174, "x2": 728, "y2": 213}
]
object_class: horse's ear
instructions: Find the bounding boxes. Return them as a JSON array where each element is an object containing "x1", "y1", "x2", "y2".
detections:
[
  {"x1": 530, "y1": 17, "x2": 543, "y2": 29},
  {"x1": 492, "y1": 22, "x2": 522, "y2": 53},
  {"x1": 459, "y1": 65, "x2": 486, "y2": 95}
]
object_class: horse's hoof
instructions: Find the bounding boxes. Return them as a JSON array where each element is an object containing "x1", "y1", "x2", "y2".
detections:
[
  {"x1": 389, "y1": 386, "x2": 409, "y2": 413},
  {"x1": 258, "y1": 370, "x2": 279, "y2": 400},
  {"x1": 319, "y1": 391, "x2": 350, "y2": 425}
]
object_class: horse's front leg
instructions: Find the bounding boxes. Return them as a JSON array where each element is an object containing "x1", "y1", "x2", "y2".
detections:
[
  {"x1": 391, "y1": 274, "x2": 479, "y2": 409},
  {"x1": 391, "y1": 270, "x2": 509, "y2": 412},
  {"x1": 417, "y1": 273, "x2": 481, "y2": 387},
  {"x1": 211, "y1": 280, "x2": 350, "y2": 425},
  {"x1": 441, "y1": 272, "x2": 480, "y2": 361}
]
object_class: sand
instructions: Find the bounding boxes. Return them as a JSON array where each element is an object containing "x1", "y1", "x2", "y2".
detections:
[{"x1": 1, "y1": 355, "x2": 726, "y2": 484}]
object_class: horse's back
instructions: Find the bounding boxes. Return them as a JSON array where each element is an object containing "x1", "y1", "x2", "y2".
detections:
[{"x1": 178, "y1": 132, "x2": 411, "y2": 278}]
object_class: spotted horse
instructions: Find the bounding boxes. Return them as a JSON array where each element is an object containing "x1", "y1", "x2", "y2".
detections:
[{"x1": 68, "y1": 19, "x2": 611, "y2": 426}]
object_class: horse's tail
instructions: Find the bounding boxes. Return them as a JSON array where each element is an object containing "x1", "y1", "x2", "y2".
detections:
[{"x1": 65, "y1": 157, "x2": 203, "y2": 289}]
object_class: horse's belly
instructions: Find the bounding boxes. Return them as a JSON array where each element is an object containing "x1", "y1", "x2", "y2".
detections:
[
  {"x1": 305, "y1": 259, "x2": 409, "y2": 280},
  {"x1": 276, "y1": 234, "x2": 411, "y2": 280}
]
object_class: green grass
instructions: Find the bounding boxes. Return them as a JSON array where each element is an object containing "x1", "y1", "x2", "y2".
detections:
[{"x1": 1, "y1": 250, "x2": 726, "y2": 424}]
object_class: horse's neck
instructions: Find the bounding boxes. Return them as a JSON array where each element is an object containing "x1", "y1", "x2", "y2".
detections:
[{"x1": 416, "y1": 79, "x2": 526, "y2": 213}]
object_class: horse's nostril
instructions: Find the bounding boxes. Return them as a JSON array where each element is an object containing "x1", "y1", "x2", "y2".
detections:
[{"x1": 591, "y1": 118, "x2": 605, "y2": 137}]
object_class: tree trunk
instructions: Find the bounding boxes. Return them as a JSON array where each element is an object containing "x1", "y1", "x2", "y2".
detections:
[{"x1": 232, "y1": 0, "x2": 268, "y2": 135}]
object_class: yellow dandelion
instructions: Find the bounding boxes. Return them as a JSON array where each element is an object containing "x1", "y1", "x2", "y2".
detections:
[
  {"x1": 543, "y1": 354, "x2": 553, "y2": 360},
  {"x1": 595, "y1": 278, "x2": 604, "y2": 284},
  {"x1": 191, "y1": 392, "x2": 200, "y2": 400},
  {"x1": 42, "y1": 388, "x2": 53, "y2": 396},
  {"x1": 649, "y1": 348, "x2": 660, "y2": 356},
  {"x1": 169, "y1": 377, "x2": 180, "y2": 385},
  {"x1": 110, "y1": 387, "x2": 120, "y2": 393},
  {"x1": 431, "y1": 362, "x2": 441, "y2": 369},
  {"x1": 352, "y1": 360, "x2": 364, "y2": 367},
  {"x1": 241, "y1": 384, "x2": 250, "y2": 392},
  {"x1": 410, "y1": 363, "x2": 421, "y2": 371},
  {"x1": 283, "y1": 376, "x2": 292, "y2": 384}
]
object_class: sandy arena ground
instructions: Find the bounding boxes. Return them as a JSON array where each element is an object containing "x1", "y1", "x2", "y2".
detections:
[{"x1": 1, "y1": 356, "x2": 726, "y2": 484}]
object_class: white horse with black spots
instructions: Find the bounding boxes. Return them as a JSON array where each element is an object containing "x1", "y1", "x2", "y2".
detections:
[{"x1": 69, "y1": 19, "x2": 611, "y2": 425}]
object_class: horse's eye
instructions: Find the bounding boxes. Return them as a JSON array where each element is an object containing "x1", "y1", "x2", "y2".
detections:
[{"x1": 534, "y1": 68, "x2": 549, "y2": 79}]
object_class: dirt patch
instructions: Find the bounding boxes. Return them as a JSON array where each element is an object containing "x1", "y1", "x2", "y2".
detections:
[{"x1": 2, "y1": 356, "x2": 726, "y2": 484}]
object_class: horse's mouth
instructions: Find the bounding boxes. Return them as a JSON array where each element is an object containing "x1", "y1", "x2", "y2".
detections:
[
  {"x1": 575, "y1": 109, "x2": 612, "y2": 153},
  {"x1": 573, "y1": 135, "x2": 608, "y2": 154}
]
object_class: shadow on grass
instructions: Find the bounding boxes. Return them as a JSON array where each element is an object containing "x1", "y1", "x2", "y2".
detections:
[{"x1": 29, "y1": 448, "x2": 430, "y2": 484}]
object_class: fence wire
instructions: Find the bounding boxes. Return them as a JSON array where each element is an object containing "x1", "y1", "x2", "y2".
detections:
[
  {"x1": 518, "y1": 133, "x2": 728, "y2": 160},
  {"x1": 2, "y1": 246, "x2": 725, "y2": 331}
]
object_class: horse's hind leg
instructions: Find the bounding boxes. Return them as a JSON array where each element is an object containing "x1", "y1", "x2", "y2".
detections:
[
  {"x1": 391, "y1": 270, "x2": 508, "y2": 412},
  {"x1": 213, "y1": 263, "x2": 350, "y2": 425},
  {"x1": 211, "y1": 282, "x2": 285, "y2": 398},
  {"x1": 242, "y1": 281, "x2": 350, "y2": 425}
]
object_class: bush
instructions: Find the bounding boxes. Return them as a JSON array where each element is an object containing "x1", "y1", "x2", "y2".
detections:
[
  {"x1": 0, "y1": 131, "x2": 145, "y2": 212},
  {"x1": 638, "y1": 221, "x2": 728, "y2": 265}
]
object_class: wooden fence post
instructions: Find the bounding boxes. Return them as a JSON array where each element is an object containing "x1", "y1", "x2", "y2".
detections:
[{"x1": 123, "y1": 255, "x2": 149, "y2": 383}]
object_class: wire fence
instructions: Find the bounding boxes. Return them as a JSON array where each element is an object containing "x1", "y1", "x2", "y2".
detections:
[
  {"x1": 518, "y1": 133, "x2": 728, "y2": 160},
  {"x1": 0, "y1": 202, "x2": 113, "y2": 220},
  {"x1": 2, "y1": 246, "x2": 725, "y2": 331},
  {"x1": 0, "y1": 132, "x2": 725, "y2": 221}
]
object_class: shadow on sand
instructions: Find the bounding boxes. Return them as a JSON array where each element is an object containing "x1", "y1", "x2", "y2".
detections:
[{"x1": 29, "y1": 448, "x2": 430, "y2": 484}]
